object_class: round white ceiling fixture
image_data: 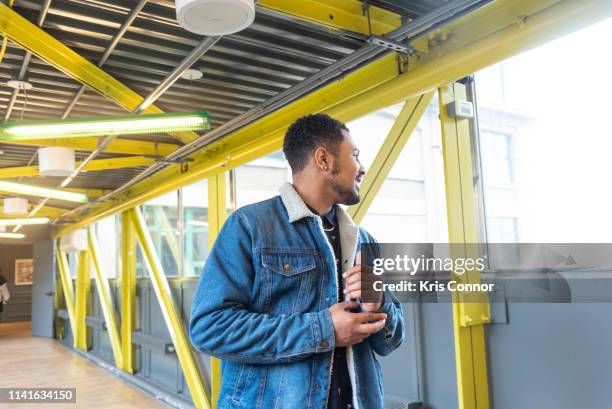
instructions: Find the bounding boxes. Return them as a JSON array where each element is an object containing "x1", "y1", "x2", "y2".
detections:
[
  {"x1": 3, "y1": 197, "x2": 29, "y2": 215},
  {"x1": 38, "y1": 147, "x2": 76, "y2": 177},
  {"x1": 6, "y1": 80, "x2": 33, "y2": 91},
  {"x1": 176, "y1": 0, "x2": 255, "y2": 36},
  {"x1": 181, "y1": 68, "x2": 203, "y2": 80}
]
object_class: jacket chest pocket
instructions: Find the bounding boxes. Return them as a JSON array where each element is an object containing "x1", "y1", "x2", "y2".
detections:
[{"x1": 260, "y1": 251, "x2": 317, "y2": 314}]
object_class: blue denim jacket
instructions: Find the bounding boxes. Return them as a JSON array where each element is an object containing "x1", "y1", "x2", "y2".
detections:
[{"x1": 189, "y1": 183, "x2": 404, "y2": 409}]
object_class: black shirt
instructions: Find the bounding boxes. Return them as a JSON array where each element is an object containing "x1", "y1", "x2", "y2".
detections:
[{"x1": 320, "y1": 207, "x2": 354, "y2": 409}]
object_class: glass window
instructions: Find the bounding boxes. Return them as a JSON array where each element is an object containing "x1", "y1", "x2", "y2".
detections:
[
  {"x1": 349, "y1": 96, "x2": 449, "y2": 243},
  {"x1": 141, "y1": 190, "x2": 179, "y2": 276},
  {"x1": 94, "y1": 214, "x2": 120, "y2": 278},
  {"x1": 234, "y1": 152, "x2": 291, "y2": 209},
  {"x1": 182, "y1": 180, "x2": 209, "y2": 277},
  {"x1": 475, "y1": 16, "x2": 612, "y2": 243}
]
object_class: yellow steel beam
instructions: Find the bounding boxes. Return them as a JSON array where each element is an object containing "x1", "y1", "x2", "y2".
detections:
[
  {"x1": 64, "y1": 188, "x2": 112, "y2": 199},
  {"x1": 3, "y1": 138, "x2": 179, "y2": 156},
  {"x1": 0, "y1": 4, "x2": 199, "y2": 144},
  {"x1": 75, "y1": 249, "x2": 91, "y2": 351},
  {"x1": 207, "y1": 173, "x2": 227, "y2": 408},
  {"x1": 54, "y1": 264, "x2": 65, "y2": 339},
  {"x1": 321, "y1": 0, "x2": 612, "y2": 118},
  {"x1": 56, "y1": 245, "x2": 77, "y2": 344},
  {"x1": 129, "y1": 207, "x2": 210, "y2": 409},
  {"x1": 439, "y1": 82, "x2": 490, "y2": 409},
  {"x1": 348, "y1": 91, "x2": 434, "y2": 223},
  {"x1": 258, "y1": 0, "x2": 401, "y2": 35},
  {"x1": 120, "y1": 211, "x2": 137, "y2": 374},
  {"x1": 88, "y1": 228, "x2": 124, "y2": 369},
  {"x1": 0, "y1": 156, "x2": 156, "y2": 179},
  {"x1": 55, "y1": 0, "x2": 612, "y2": 237}
]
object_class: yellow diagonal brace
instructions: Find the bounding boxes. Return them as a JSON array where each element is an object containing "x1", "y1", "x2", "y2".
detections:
[
  {"x1": 207, "y1": 173, "x2": 227, "y2": 408},
  {"x1": 3, "y1": 138, "x2": 179, "y2": 156},
  {"x1": 56, "y1": 245, "x2": 77, "y2": 344},
  {"x1": 129, "y1": 207, "x2": 210, "y2": 409},
  {"x1": 0, "y1": 4, "x2": 198, "y2": 144},
  {"x1": 259, "y1": 0, "x2": 401, "y2": 35},
  {"x1": 348, "y1": 91, "x2": 434, "y2": 223},
  {"x1": 121, "y1": 211, "x2": 137, "y2": 373},
  {"x1": 0, "y1": 156, "x2": 156, "y2": 179},
  {"x1": 75, "y1": 249, "x2": 91, "y2": 350},
  {"x1": 87, "y1": 228, "x2": 124, "y2": 369},
  {"x1": 439, "y1": 82, "x2": 490, "y2": 409}
]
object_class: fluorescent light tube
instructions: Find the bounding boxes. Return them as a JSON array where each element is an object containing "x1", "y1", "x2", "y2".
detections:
[
  {"x1": 0, "y1": 232, "x2": 25, "y2": 239},
  {"x1": 0, "y1": 181, "x2": 88, "y2": 203},
  {"x1": 0, "y1": 217, "x2": 50, "y2": 226},
  {"x1": 0, "y1": 112, "x2": 210, "y2": 140}
]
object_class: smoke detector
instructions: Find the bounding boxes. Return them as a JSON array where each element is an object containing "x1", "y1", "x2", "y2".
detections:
[{"x1": 176, "y1": 0, "x2": 255, "y2": 36}]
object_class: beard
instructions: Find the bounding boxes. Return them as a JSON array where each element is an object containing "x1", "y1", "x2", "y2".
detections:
[{"x1": 329, "y1": 164, "x2": 360, "y2": 205}]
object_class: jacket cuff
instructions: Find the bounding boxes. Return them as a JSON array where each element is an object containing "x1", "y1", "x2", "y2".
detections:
[{"x1": 310, "y1": 309, "x2": 335, "y2": 352}]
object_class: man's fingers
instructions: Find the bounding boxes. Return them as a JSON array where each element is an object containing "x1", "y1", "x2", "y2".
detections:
[
  {"x1": 354, "y1": 311, "x2": 387, "y2": 323},
  {"x1": 356, "y1": 251, "x2": 362, "y2": 266},
  {"x1": 336, "y1": 300, "x2": 359, "y2": 311},
  {"x1": 342, "y1": 266, "x2": 360, "y2": 279},
  {"x1": 344, "y1": 281, "x2": 361, "y2": 293},
  {"x1": 357, "y1": 319, "x2": 386, "y2": 334}
]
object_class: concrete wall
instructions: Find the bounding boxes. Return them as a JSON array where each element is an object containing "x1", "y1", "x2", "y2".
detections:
[{"x1": 0, "y1": 244, "x2": 33, "y2": 323}]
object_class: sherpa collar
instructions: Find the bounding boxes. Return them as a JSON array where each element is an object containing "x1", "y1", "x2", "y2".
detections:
[{"x1": 279, "y1": 182, "x2": 360, "y2": 275}]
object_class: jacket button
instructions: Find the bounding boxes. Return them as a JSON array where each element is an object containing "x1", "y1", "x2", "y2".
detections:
[
  {"x1": 314, "y1": 384, "x2": 320, "y2": 389},
  {"x1": 320, "y1": 341, "x2": 329, "y2": 349},
  {"x1": 283, "y1": 263, "x2": 291, "y2": 271}
]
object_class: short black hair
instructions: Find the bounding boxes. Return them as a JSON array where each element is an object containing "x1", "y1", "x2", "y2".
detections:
[{"x1": 283, "y1": 114, "x2": 348, "y2": 173}]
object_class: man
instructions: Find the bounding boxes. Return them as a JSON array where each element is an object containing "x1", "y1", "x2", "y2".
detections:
[
  {"x1": 189, "y1": 114, "x2": 404, "y2": 409},
  {"x1": 0, "y1": 269, "x2": 10, "y2": 317}
]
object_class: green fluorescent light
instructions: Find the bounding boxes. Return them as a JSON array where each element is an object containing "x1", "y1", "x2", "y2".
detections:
[
  {"x1": 0, "y1": 111, "x2": 210, "y2": 140},
  {"x1": 0, "y1": 181, "x2": 87, "y2": 203},
  {"x1": 0, "y1": 233, "x2": 25, "y2": 239},
  {"x1": 0, "y1": 217, "x2": 50, "y2": 226}
]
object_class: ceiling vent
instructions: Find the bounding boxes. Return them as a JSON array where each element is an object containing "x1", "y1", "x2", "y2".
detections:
[{"x1": 3, "y1": 197, "x2": 28, "y2": 215}]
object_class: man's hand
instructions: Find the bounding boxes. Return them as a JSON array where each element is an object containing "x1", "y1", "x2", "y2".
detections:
[
  {"x1": 343, "y1": 252, "x2": 383, "y2": 312},
  {"x1": 329, "y1": 301, "x2": 387, "y2": 347}
]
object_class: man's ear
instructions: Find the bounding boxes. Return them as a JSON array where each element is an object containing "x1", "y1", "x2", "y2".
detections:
[{"x1": 314, "y1": 146, "x2": 329, "y2": 171}]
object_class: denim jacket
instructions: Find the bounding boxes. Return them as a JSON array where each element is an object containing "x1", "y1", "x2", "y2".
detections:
[{"x1": 189, "y1": 183, "x2": 404, "y2": 409}]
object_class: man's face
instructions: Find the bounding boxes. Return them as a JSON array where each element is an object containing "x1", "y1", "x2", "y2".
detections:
[{"x1": 329, "y1": 130, "x2": 366, "y2": 205}]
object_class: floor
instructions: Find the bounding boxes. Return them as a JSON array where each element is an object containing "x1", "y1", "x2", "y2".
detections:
[{"x1": 0, "y1": 322, "x2": 170, "y2": 408}]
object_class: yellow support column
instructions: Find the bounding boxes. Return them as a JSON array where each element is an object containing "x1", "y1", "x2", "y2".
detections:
[
  {"x1": 88, "y1": 228, "x2": 124, "y2": 369},
  {"x1": 75, "y1": 249, "x2": 91, "y2": 350},
  {"x1": 207, "y1": 173, "x2": 228, "y2": 408},
  {"x1": 56, "y1": 245, "x2": 77, "y2": 345},
  {"x1": 121, "y1": 211, "x2": 137, "y2": 373},
  {"x1": 129, "y1": 207, "x2": 211, "y2": 409},
  {"x1": 348, "y1": 92, "x2": 434, "y2": 223},
  {"x1": 439, "y1": 82, "x2": 490, "y2": 409}
]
